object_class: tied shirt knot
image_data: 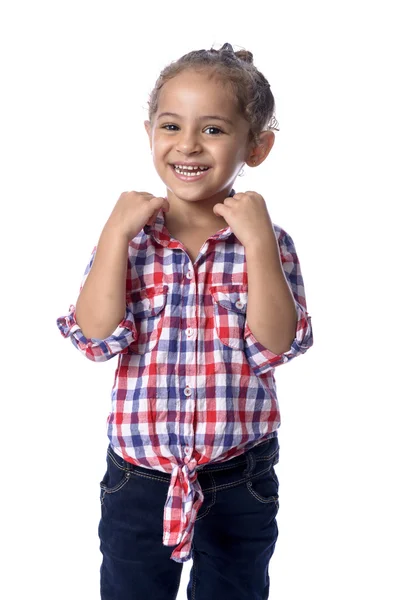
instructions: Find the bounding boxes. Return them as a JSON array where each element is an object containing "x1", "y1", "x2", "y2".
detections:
[{"x1": 162, "y1": 457, "x2": 205, "y2": 563}]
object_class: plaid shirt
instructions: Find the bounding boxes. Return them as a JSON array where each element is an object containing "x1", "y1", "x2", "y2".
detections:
[{"x1": 56, "y1": 192, "x2": 313, "y2": 563}]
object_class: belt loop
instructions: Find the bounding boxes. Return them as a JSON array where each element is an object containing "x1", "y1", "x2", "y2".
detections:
[
  {"x1": 242, "y1": 448, "x2": 256, "y2": 477},
  {"x1": 120, "y1": 451, "x2": 133, "y2": 473}
]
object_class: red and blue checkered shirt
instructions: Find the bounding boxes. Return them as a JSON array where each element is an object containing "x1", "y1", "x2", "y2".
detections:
[{"x1": 56, "y1": 199, "x2": 313, "y2": 563}]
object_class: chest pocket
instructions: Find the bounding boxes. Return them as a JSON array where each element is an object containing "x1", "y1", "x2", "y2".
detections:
[
  {"x1": 210, "y1": 284, "x2": 248, "y2": 350},
  {"x1": 127, "y1": 284, "x2": 168, "y2": 354}
]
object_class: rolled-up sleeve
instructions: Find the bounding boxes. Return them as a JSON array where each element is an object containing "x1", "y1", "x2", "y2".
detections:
[
  {"x1": 244, "y1": 227, "x2": 313, "y2": 375},
  {"x1": 56, "y1": 246, "x2": 137, "y2": 362}
]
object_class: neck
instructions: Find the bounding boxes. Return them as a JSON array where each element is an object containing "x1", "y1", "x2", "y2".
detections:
[{"x1": 164, "y1": 187, "x2": 233, "y2": 231}]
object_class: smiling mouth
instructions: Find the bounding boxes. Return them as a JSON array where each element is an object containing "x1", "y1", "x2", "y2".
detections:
[{"x1": 172, "y1": 164, "x2": 210, "y2": 177}]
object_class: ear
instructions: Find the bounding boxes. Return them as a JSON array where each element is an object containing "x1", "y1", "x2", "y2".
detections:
[
  {"x1": 144, "y1": 120, "x2": 152, "y2": 150},
  {"x1": 245, "y1": 130, "x2": 275, "y2": 167}
]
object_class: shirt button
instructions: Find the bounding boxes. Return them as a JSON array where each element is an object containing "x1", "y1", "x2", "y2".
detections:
[
  {"x1": 184, "y1": 386, "x2": 192, "y2": 397},
  {"x1": 186, "y1": 270, "x2": 193, "y2": 279},
  {"x1": 235, "y1": 299, "x2": 244, "y2": 309},
  {"x1": 186, "y1": 327, "x2": 194, "y2": 337},
  {"x1": 184, "y1": 446, "x2": 190, "y2": 454}
]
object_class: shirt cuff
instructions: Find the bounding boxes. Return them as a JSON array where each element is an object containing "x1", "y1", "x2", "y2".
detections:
[
  {"x1": 244, "y1": 301, "x2": 313, "y2": 375},
  {"x1": 56, "y1": 303, "x2": 138, "y2": 361}
]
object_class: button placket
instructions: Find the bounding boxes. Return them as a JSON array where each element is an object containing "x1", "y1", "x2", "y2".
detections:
[{"x1": 180, "y1": 268, "x2": 196, "y2": 482}]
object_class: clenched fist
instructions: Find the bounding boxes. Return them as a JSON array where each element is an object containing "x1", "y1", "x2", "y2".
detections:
[{"x1": 106, "y1": 191, "x2": 170, "y2": 240}]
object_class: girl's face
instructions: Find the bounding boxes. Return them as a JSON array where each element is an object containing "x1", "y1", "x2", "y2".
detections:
[{"x1": 145, "y1": 69, "x2": 254, "y2": 206}]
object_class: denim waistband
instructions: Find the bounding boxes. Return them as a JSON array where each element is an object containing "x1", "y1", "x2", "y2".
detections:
[
  {"x1": 197, "y1": 434, "x2": 279, "y2": 478},
  {"x1": 110, "y1": 434, "x2": 279, "y2": 482}
]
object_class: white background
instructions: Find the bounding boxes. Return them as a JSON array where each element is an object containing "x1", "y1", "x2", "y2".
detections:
[{"x1": 1, "y1": 1, "x2": 395, "y2": 598}]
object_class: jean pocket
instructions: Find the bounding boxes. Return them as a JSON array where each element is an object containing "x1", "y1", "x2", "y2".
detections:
[
  {"x1": 99, "y1": 446, "x2": 132, "y2": 505},
  {"x1": 127, "y1": 284, "x2": 168, "y2": 354},
  {"x1": 210, "y1": 284, "x2": 248, "y2": 350},
  {"x1": 245, "y1": 463, "x2": 280, "y2": 509}
]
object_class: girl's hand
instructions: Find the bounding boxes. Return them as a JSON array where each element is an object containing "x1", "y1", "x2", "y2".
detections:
[
  {"x1": 106, "y1": 191, "x2": 170, "y2": 240},
  {"x1": 213, "y1": 190, "x2": 278, "y2": 255}
]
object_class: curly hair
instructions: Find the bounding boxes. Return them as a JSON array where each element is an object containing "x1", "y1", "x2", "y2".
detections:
[{"x1": 147, "y1": 42, "x2": 279, "y2": 147}]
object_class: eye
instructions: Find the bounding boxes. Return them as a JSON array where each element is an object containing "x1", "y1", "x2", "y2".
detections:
[
  {"x1": 161, "y1": 124, "x2": 179, "y2": 131},
  {"x1": 204, "y1": 126, "x2": 223, "y2": 135}
]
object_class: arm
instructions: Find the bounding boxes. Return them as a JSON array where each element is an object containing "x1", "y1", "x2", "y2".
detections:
[
  {"x1": 76, "y1": 222, "x2": 130, "y2": 339},
  {"x1": 56, "y1": 222, "x2": 137, "y2": 362},
  {"x1": 244, "y1": 226, "x2": 313, "y2": 375},
  {"x1": 245, "y1": 242, "x2": 298, "y2": 355}
]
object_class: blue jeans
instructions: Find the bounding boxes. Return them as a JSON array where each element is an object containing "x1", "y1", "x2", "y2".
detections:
[{"x1": 98, "y1": 435, "x2": 280, "y2": 600}]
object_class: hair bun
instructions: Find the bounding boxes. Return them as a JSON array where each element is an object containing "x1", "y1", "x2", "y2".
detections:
[{"x1": 235, "y1": 49, "x2": 254, "y2": 64}]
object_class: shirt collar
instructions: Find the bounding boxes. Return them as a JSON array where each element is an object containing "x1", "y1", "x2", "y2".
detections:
[{"x1": 143, "y1": 188, "x2": 237, "y2": 243}]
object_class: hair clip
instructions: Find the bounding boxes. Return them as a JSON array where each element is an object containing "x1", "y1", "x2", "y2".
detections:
[
  {"x1": 220, "y1": 43, "x2": 234, "y2": 53},
  {"x1": 268, "y1": 116, "x2": 280, "y2": 131}
]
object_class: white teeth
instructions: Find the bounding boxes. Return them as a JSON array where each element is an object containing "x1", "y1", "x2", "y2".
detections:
[
  {"x1": 173, "y1": 165, "x2": 209, "y2": 176},
  {"x1": 174, "y1": 165, "x2": 209, "y2": 171}
]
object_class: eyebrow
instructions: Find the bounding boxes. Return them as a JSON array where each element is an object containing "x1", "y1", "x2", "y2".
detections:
[{"x1": 157, "y1": 112, "x2": 234, "y2": 126}]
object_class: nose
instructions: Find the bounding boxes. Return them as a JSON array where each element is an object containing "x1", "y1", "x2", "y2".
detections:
[{"x1": 176, "y1": 127, "x2": 202, "y2": 155}]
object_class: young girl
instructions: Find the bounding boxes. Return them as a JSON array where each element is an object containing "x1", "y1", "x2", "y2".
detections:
[{"x1": 57, "y1": 43, "x2": 313, "y2": 600}]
